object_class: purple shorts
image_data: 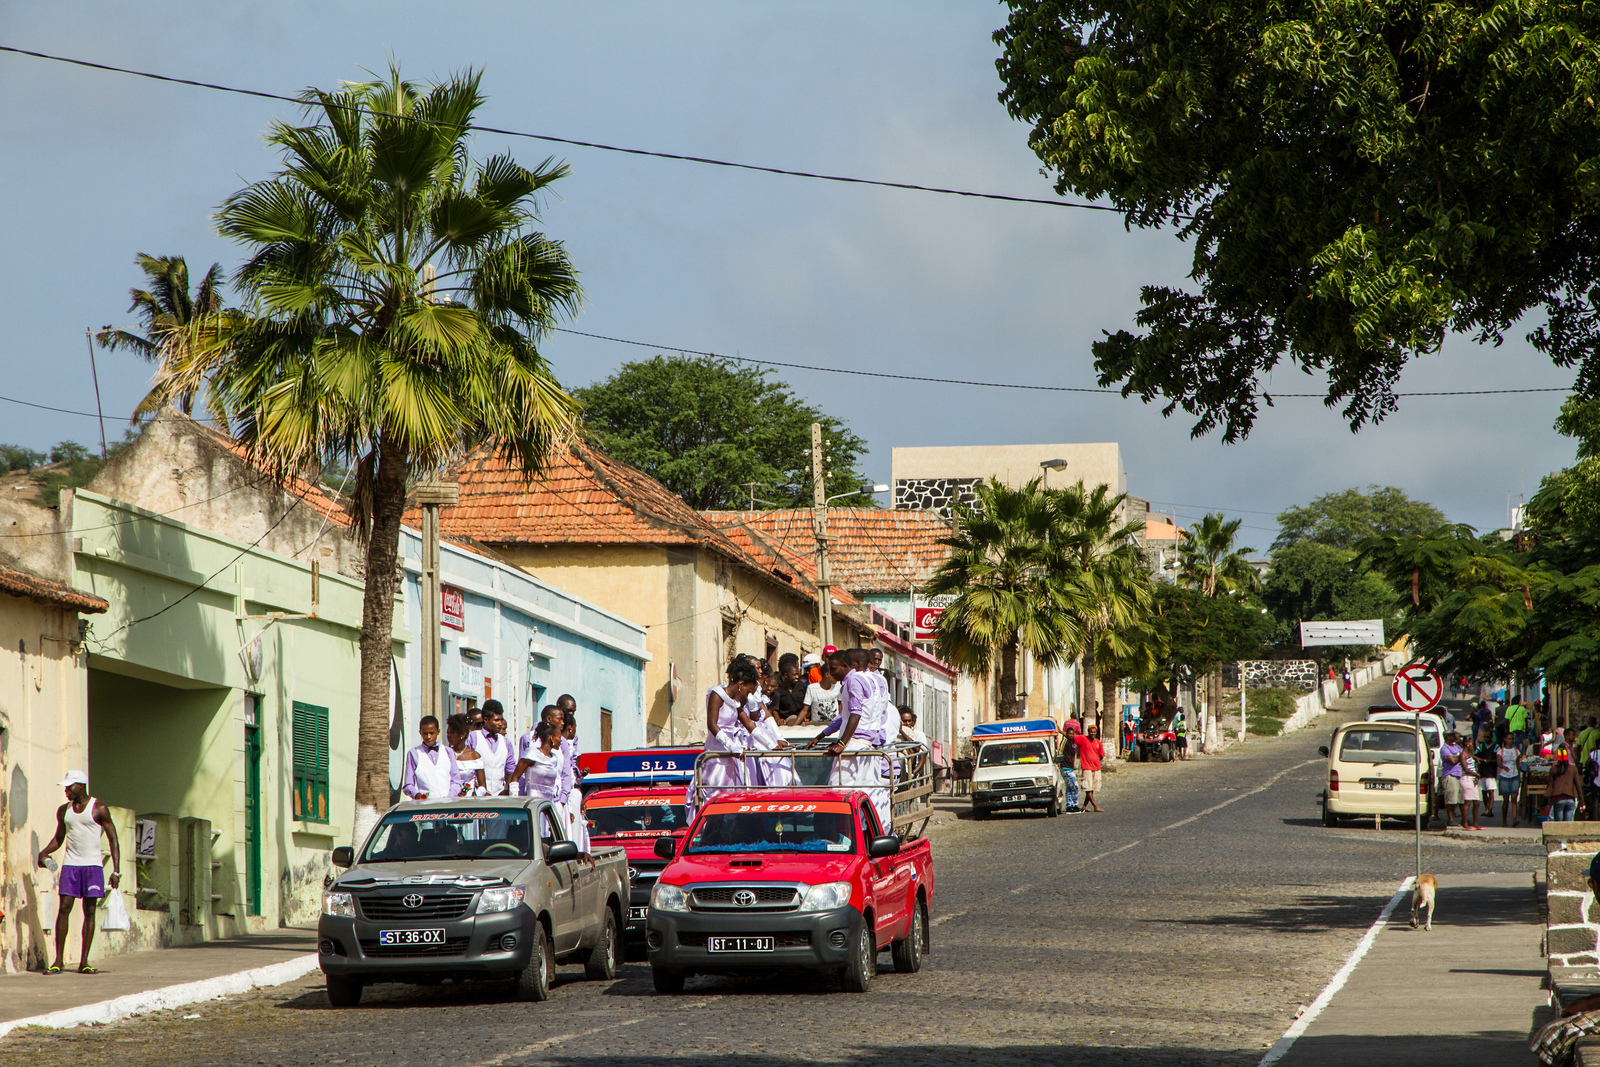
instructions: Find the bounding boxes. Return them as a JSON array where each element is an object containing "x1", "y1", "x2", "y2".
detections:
[{"x1": 59, "y1": 864, "x2": 105, "y2": 899}]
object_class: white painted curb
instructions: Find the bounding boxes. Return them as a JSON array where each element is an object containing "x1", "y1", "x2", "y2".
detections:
[{"x1": 0, "y1": 953, "x2": 320, "y2": 1038}]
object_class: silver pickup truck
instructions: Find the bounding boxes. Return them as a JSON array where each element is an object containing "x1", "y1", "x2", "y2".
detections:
[{"x1": 318, "y1": 796, "x2": 628, "y2": 1005}]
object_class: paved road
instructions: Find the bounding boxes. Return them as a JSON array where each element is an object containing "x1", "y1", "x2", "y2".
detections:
[{"x1": 0, "y1": 693, "x2": 1543, "y2": 1067}]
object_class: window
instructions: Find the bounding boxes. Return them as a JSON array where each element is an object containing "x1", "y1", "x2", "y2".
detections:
[
  {"x1": 600, "y1": 707, "x2": 613, "y2": 751},
  {"x1": 292, "y1": 701, "x2": 330, "y2": 823}
]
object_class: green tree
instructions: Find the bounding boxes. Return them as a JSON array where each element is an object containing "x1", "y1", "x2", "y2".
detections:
[
  {"x1": 1177, "y1": 513, "x2": 1258, "y2": 598},
  {"x1": 1150, "y1": 583, "x2": 1272, "y2": 688},
  {"x1": 926, "y1": 478, "x2": 1085, "y2": 718},
  {"x1": 994, "y1": 0, "x2": 1600, "y2": 440},
  {"x1": 1260, "y1": 540, "x2": 1401, "y2": 657},
  {"x1": 1273, "y1": 487, "x2": 1447, "y2": 552},
  {"x1": 96, "y1": 254, "x2": 244, "y2": 418},
  {"x1": 184, "y1": 69, "x2": 582, "y2": 838},
  {"x1": 0, "y1": 445, "x2": 46, "y2": 473},
  {"x1": 573, "y1": 355, "x2": 870, "y2": 510}
]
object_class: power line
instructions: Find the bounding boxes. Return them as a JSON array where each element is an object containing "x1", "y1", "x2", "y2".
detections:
[
  {"x1": 553, "y1": 326, "x2": 1575, "y2": 399},
  {"x1": 0, "y1": 44, "x2": 1125, "y2": 215}
]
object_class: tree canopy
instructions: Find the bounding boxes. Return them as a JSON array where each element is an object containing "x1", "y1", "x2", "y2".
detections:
[
  {"x1": 1150, "y1": 583, "x2": 1272, "y2": 678},
  {"x1": 1273, "y1": 487, "x2": 1446, "y2": 552},
  {"x1": 573, "y1": 355, "x2": 870, "y2": 510},
  {"x1": 995, "y1": 0, "x2": 1600, "y2": 440},
  {"x1": 1260, "y1": 540, "x2": 1401, "y2": 652}
]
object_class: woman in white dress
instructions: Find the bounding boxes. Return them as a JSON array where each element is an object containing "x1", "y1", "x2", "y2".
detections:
[
  {"x1": 515, "y1": 721, "x2": 566, "y2": 842},
  {"x1": 741, "y1": 658, "x2": 797, "y2": 788},
  {"x1": 445, "y1": 714, "x2": 487, "y2": 797},
  {"x1": 692, "y1": 659, "x2": 759, "y2": 817},
  {"x1": 560, "y1": 709, "x2": 590, "y2": 853}
]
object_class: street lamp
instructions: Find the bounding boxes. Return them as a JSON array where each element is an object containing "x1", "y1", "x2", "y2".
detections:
[{"x1": 1039, "y1": 459, "x2": 1068, "y2": 470}]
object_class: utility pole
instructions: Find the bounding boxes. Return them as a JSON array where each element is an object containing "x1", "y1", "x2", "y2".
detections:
[
  {"x1": 415, "y1": 482, "x2": 459, "y2": 726},
  {"x1": 811, "y1": 422, "x2": 833, "y2": 649},
  {"x1": 85, "y1": 328, "x2": 108, "y2": 459},
  {"x1": 1238, "y1": 664, "x2": 1247, "y2": 742}
]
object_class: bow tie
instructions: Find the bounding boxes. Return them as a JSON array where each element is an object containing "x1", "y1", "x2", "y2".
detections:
[{"x1": 425, "y1": 744, "x2": 439, "y2": 752}]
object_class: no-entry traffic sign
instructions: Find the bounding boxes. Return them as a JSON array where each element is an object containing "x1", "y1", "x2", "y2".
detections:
[{"x1": 1391, "y1": 662, "x2": 1443, "y2": 713}]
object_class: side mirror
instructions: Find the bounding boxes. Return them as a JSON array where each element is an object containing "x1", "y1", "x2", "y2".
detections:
[
  {"x1": 867, "y1": 835, "x2": 901, "y2": 858},
  {"x1": 654, "y1": 836, "x2": 678, "y2": 860},
  {"x1": 546, "y1": 840, "x2": 580, "y2": 864},
  {"x1": 1317, "y1": 746, "x2": 1329, "y2": 758},
  {"x1": 331, "y1": 846, "x2": 354, "y2": 868}
]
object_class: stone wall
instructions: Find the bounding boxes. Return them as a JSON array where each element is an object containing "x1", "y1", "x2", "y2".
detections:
[
  {"x1": 893, "y1": 478, "x2": 980, "y2": 517},
  {"x1": 1240, "y1": 659, "x2": 1321, "y2": 693},
  {"x1": 1546, "y1": 824, "x2": 1600, "y2": 973}
]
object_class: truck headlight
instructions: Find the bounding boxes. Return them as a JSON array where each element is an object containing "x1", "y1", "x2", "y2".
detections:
[
  {"x1": 1035, "y1": 777, "x2": 1054, "y2": 788},
  {"x1": 798, "y1": 882, "x2": 852, "y2": 912},
  {"x1": 651, "y1": 883, "x2": 690, "y2": 912},
  {"x1": 322, "y1": 891, "x2": 354, "y2": 918},
  {"x1": 476, "y1": 886, "x2": 525, "y2": 914}
]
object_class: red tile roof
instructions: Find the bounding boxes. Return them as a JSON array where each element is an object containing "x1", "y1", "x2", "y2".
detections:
[
  {"x1": 711, "y1": 519, "x2": 861, "y2": 607},
  {"x1": 704, "y1": 509, "x2": 954, "y2": 595},
  {"x1": 0, "y1": 565, "x2": 108, "y2": 613},
  {"x1": 425, "y1": 442, "x2": 851, "y2": 609}
]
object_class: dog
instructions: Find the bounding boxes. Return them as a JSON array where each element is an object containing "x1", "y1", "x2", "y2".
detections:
[{"x1": 1412, "y1": 874, "x2": 1438, "y2": 930}]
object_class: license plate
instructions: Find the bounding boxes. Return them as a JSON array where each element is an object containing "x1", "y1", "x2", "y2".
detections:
[
  {"x1": 378, "y1": 928, "x2": 446, "y2": 946},
  {"x1": 629, "y1": 906, "x2": 649, "y2": 921},
  {"x1": 1363, "y1": 782, "x2": 1395, "y2": 791},
  {"x1": 1001, "y1": 794, "x2": 1027, "y2": 803},
  {"x1": 707, "y1": 936, "x2": 774, "y2": 953}
]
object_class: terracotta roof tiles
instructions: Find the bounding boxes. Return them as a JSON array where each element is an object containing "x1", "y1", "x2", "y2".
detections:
[
  {"x1": 703, "y1": 509, "x2": 954, "y2": 596},
  {"x1": 0, "y1": 565, "x2": 108, "y2": 613}
]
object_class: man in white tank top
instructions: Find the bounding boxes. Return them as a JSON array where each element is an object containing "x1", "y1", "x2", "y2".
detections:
[{"x1": 37, "y1": 770, "x2": 121, "y2": 974}]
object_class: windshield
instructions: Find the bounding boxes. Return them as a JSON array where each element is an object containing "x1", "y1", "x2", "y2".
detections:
[
  {"x1": 686, "y1": 802, "x2": 856, "y2": 854},
  {"x1": 362, "y1": 809, "x2": 533, "y2": 862},
  {"x1": 1339, "y1": 730, "x2": 1420, "y2": 764},
  {"x1": 587, "y1": 800, "x2": 687, "y2": 838},
  {"x1": 1372, "y1": 716, "x2": 1440, "y2": 747},
  {"x1": 978, "y1": 741, "x2": 1050, "y2": 767}
]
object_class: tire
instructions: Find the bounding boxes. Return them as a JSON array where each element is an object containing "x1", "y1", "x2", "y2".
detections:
[
  {"x1": 841, "y1": 918, "x2": 875, "y2": 993},
  {"x1": 516, "y1": 923, "x2": 553, "y2": 1002},
  {"x1": 651, "y1": 967, "x2": 685, "y2": 995},
  {"x1": 584, "y1": 907, "x2": 621, "y2": 981},
  {"x1": 1322, "y1": 800, "x2": 1337, "y2": 828},
  {"x1": 892, "y1": 899, "x2": 927, "y2": 974},
  {"x1": 972, "y1": 805, "x2": 989, "y2": 820},
  {"x1": 1161, "y1": 742, "x2": 1175, "y2": 762},
  {"x1": 1047, "y1": 794, "x2": 1060, "y2": 818},
  {"x1": 325, "y1": 974, "x2": 362, "y2": 1008},
  {"x1": 1127, "y1": 744, "x2": 1142, "y2": 763}
]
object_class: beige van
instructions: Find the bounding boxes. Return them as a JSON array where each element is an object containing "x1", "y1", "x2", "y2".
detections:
[{"x1": 1319, "y1": 721, "x2": 1434, "y2": 827}]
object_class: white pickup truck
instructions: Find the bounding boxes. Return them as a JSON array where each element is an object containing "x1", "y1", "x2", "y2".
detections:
[{"x1": 968, "y1": 719, "x2": 1068, "y2": 819}]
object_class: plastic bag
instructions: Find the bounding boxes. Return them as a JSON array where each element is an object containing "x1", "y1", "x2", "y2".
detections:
[{"x1": 100, "y1": 886, "x2": 130, "y2": 931}]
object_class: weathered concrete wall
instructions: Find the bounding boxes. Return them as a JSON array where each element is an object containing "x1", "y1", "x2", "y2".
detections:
[{"x1": 1546, "y1": 823, "x2": 1600, "y2": 973}]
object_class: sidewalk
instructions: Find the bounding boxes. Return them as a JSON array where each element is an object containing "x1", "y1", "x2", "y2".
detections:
[
  {"x1": 1271, "y1": 872, "x2": 1547, "y2": 1066},
  {"x1": 0, "y1": 928, "x2": 317, "y2": 1036}
]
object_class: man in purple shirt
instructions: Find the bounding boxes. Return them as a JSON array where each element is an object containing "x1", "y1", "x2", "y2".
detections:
[
  {"x1": 811, "y1": 649, "x2": 892, "y2": 830},
  {"x1": 1439, "y1": 730, "x2": 1466, "y2": 828},
  {"x1": 402, "y1": 716, "x2": 453, "y2": 802}
]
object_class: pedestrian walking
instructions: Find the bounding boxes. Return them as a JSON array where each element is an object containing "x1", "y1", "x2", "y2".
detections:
[
  {"x1": 445, "y1": 713, "x2": 487, "y2": 797},
  {"x1": 1472, "y1": 700, "x2": 1494, "y2": 739},
  {"x1": 1341, "y1": 668, "x2": 1352, "y2": 697},
  {"x1": 401, "y1": 715, "x2": 454, "y2": 802},
  {"x1": 1057, "y1": 722, "x2": 1082, "y2": 813},
  {"x1": 1439, "y1": 730, "x2": 1467, "y2": 828},
  {"x1": 1174, "y1": 708, "x2": 1189, "y2": 760},
  {"x1": 1474, "y1": 728, "x2": 1498, "y2": 818},
  {"x1": 37, "y1": 771, "x2": 122, "y2": 974},
  {"x1": 472, "y1": 700, "x2": 515, "y2": 797},
  {"x1": 1552, "y1": 749, "x2": 1583, "y2": 821},
  {"x1": 1461, "y1": 758, "x2": 1483, "y2": 829},
  {"x1": 1074, "y1": 726, "x2": 1106, "y2": 812},
  {"x1": 1497, "y1": 735, "x2": 1523, "y2": 827},
  {"x1": 1506, "y1": 698, "x2": 1530, "y2": 746}
]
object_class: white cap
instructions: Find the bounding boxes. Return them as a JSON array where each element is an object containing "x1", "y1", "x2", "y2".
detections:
[
  {"x1": 801, "y1": 653, "x2": 821, "y2": 667},
  {"x1": 59, "y1": 769, "x2": 88, "y2": 787}
]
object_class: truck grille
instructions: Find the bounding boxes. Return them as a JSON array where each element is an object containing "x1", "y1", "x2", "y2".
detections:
[
  {"x1": 690, "y1": 886, "x2": 799, "y2": 909},
  {"x1": 359, "y1": 937, "x2": 471, "y2": 958},
  {"x1": 987, "y1": 779, "x2": 1038, "y2": 792},
  {"x1": 679, "y1": 931, "x2": 810, "y2": 948},
  {"x1": 358, "y1": 893, "x2": 475, "y2": 921}
]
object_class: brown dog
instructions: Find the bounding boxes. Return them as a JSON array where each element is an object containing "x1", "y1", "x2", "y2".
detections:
[{"x1": 1412, "y1": 874, "x2": 1437, "y2": 930}]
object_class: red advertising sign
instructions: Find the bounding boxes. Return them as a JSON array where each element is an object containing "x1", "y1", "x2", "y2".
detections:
[
  {"x1": 441, "y1": 585, "x2": 466, "y2": 630},
  {"x1": 913, "y1": 606, "x2": 944, "y2": 642}
]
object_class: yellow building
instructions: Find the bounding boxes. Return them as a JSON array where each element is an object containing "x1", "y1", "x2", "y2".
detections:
[{"x1": 429, "y1": 442, "x2": 872, "y2": 745}]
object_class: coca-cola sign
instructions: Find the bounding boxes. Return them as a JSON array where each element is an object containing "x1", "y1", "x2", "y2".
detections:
[{"x1": 441, "y1": 585, "x2": 465, "y2": 630}]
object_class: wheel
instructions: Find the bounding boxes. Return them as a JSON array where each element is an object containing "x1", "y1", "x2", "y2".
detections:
[
  {"x1": 1127, "y1": 744, "x2": 1141, "y2": 763},
  {"x1": 971, "y1": 805, "x2": 989, "y2": 820},
  {"x1": 516, "y1": 923, "x2": 553, "y2": 1002},
  {"x1": 1047, "y1": 794, "x2": 1060, "y2": 818},
  {"x1": 892, "y1": 899, "x2": 927, "y2": 974},
  {"x1": 651, "y1": 967, "x2": 685, "y2": 995},
  {"x1": 584, "y1": 907, "x2": 622, "y2": 981},
  {"x1": 841, "y1": 919, "x2": 875, "y2": 992},
  {"x1": 1161, "y1": 742, "x2": 1175, "y2": 762},
  {"x1": 325, "y1": 974, "x2": 362, "y2": 1008},
  {"x1": 1322, "y1": 800, "x2": 1337, "y2": 828}
]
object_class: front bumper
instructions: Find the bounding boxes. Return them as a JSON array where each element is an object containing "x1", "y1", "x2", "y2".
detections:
[
  {"x1": 317, "y1": 908, "x2": 534, "y2": 983},
  {"x1": 972, "y1": 783, "x2": 1056, "y2": 810},
  {"x1": 645, "y1": 904, "x2": 862, "y2": 973}
]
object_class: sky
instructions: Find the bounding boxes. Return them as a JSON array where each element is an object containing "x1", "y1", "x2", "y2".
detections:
[{"x1": 0, "y1": 1, "x2": 1578, "y2": 546}]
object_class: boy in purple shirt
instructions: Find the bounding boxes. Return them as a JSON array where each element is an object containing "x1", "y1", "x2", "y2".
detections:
[
  {"x1": 1439, "y1": 731, "x2": 1466, "y2": 828},
  {"x1": 402, "y1": 716, "x2": 452, "y2": 801}
]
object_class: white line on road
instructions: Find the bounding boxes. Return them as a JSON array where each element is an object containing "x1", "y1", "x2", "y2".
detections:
[
  {"x1": 930, "y1": 757, "x2": 1323, "y2": 927},
  {"x1": 1256, "y1": 877, "x2": 1413, "y2": 1067}
]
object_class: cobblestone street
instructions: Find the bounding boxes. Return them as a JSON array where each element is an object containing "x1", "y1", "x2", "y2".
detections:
[{"x1": 0, "y1": 704, "x2": 1542, "y2": 1067}]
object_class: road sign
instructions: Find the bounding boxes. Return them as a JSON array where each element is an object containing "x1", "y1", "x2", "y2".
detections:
[
  {"x1": 1300, "y1": 619, "x2": 1385, "y2": 646},
  {"x1": 1391, "y1": 662, "x2": 1443, "y2": 713}
]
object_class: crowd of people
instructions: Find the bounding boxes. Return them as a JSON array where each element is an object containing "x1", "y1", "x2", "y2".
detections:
[{"x1": 1432, "y1": 696, "x2": 1600, "y2": 827}]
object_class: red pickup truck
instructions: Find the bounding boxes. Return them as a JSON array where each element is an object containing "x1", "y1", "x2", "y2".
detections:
[
  {"x1": 644, "y1": 787, "x2": 933, "y2": 994},
  {"x1": 582, "y1": 786, "x2": 691, "y2": 951}
]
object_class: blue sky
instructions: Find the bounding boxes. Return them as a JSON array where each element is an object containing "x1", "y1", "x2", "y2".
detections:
[{"x1": 0, "y1": 1, "x2": 1576, "y2": 542}]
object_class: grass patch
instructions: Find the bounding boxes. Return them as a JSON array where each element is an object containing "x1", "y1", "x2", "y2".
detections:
[
  {"x1": 1246, "y1": 713, "x2": 1287, "y2": 736},
  {"x1": 1242, "y1": 687, "x2": 1298, "y2": 719}
]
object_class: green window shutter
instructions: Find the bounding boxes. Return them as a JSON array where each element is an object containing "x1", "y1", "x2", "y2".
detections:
[{"x1": 292, "y1": 702, "x2": 331, "y2": 823}]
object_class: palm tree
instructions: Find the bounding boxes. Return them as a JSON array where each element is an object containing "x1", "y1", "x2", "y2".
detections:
[
  {"x1": 925, "y1": 478, "x2": 1085, "y2": 719},
  {"x1": 1177, "y1": 513, "x2": 1258, "y2": 598},
  {"x1": 1049, "y1": 481, "x2": 1148, "y2": 736},
  {"x1": 178, "y1": 68, "x2": 583, "y2": 841},
  {"x1": 96, "y1": 254, "x2": 244, "y2": 418}
]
